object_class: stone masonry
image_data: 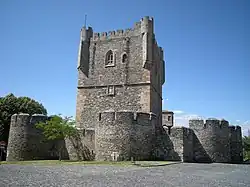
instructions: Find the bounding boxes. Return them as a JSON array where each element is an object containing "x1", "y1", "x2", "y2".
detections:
[
  {"x1": 5, "y1": 17, "x2": 244, "y2": 163},
  {"x1": 75, "y1": 16, "x2": 164, "y2": 160},
  {"x1": 7, "y1": 114, "x2": 68, "y2": 161}
]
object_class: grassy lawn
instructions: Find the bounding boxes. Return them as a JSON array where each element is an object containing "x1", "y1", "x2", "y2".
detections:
[{"x1": 0, "y1": 160, "x2": 177, "y2": 167}]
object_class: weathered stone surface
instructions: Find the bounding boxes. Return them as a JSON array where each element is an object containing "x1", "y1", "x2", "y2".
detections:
[
  {"x1": 162, "y1": 110, "x2": 174, "y2": 128},
  {"x1": 7, "y1": 114, "x2": 69, "y2": 161},
  {"x1": 5, "y1": 17, "x2": 245, "y2": 164},
  {"x1": 229, "y1": 125, "x2": 243, "y2": 163},
  {"x1": 95, "y1": 111, "x2": 156, "y2": 161},
  {"x1": 168, "y1": 127, "x2": 194, "y2": 162},
  {"x1": 64, "y1": 129, "x2": 94, "y2": 161},
  {"x1": 189, "y1": 119, "x2": 232, "y2": 163}
]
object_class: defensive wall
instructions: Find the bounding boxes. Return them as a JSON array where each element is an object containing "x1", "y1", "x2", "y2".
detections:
[
  {"x1": 6, "y1": 113, "x2": 243, "y2": 163},
  {"x1": 95, "y1": 111, "x2": 156, "y2": 161},
  {"x1": 6, "y1": 113, "x2": 69, "y2": 161},
  {"x1": 229, "y1": 125, "x2": 243, "y2": 163}
]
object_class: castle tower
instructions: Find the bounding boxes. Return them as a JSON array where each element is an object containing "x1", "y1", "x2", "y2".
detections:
[
  {"x1": 7, "y1": 114, "x2": 48, "y2": 161},
  {"x1": 95, "y1": 111, "x2": 156, "y2": 161},
  {"x1": 75, "y1": 17, "x2": 165, "y2": 135}
]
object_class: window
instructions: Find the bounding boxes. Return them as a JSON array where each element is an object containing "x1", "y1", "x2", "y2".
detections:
[
  {"x1": 122, "y1": 53, "x2": 128, "y2": 63},
  {"x1": 168, "y1": 116, "x2": 171, "y2": 121},
  {"x1": 105, "y1": 50, "x2": 115, "y2": 67},
  {"x1": 107, "y1": 85, "x2": 115, "y2": 96}
]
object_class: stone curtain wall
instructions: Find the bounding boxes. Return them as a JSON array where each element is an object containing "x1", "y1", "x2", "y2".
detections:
[
  {"x1": 7, "y1": 114, "x2": 46, "y2": 161},
  {"x1": 130, "y1": 112, "x2": 156, "y2": 160},
  {"x1": 216, "y1": 120, "x2": 231, "y2": 163},
  {"x1": 229, "y1": 126, "x2": 243, "y2": 163},
  {"x1": 95, "y1": 111, "x2": 156, "y2": 161},
  {"x1": 189, "y1": 119, "x2": 239, "y2": 163},
  {"x1": 168, "y1": 127, "x2": 193, "y2": 162},
  {"x1": 95, "y1": 111, "x2": 133, "y2": 161},
  {"x1": 64, "y1": 129, "x2": 94, "y2": 161},
  {"x1": 7, "y1": 114, "x2": 69, "y2": 161}
]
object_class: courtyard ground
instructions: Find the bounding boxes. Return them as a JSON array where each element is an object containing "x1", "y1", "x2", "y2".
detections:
[{"x1": 0, "y1": 162, "x2": 249, "y2": 187}]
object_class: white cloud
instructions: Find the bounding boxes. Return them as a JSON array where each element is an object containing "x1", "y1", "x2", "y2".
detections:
[
  {"x1": 173, "y1": 110, "x2": 184, "y2": 114},
  {"x1": 236, "y1": 120, "x2": 241, "y2": 122},
  {"x1": 174, "y1": 114, "x2": 204, "y2": 127}
]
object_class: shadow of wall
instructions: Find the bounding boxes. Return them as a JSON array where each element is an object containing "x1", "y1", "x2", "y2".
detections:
[
  {"x1": 154, "y1": 125, "x2": 181, "y2": 161},
  {"x1": 64, "y1": 129, "x2": 94, "y2": 161},
  {"x1": 192, "y1": 133, "x2": 212, "y2": 163}
]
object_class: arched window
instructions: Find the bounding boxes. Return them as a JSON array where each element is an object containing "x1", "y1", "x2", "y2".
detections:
[
  {"x1": 105, "y1": 50, "x2": 115, "y2": 66},
  {"x1": 122, "y1": 53, "x2": 128, "y2": 63}
]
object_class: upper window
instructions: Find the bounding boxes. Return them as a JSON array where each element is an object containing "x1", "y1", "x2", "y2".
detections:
[
  {"x1": 105, "y1": 50, "x2": 115, "y2": 67},
  {"x1": 122, "y1": 53, "x2": 128, "y2": 63},
  {"x1": 168, "y1": 116, "x2": 171, "y2": 121}
]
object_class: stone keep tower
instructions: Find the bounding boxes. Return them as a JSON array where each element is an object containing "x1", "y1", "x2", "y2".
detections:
[{"x1": 76, "y1": 16, "x2": 165, "y2": 131}]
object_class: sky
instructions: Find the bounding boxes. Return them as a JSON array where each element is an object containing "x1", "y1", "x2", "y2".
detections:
[{"x1": 1, "y1": 0, "x2": 249, "y2": 135}]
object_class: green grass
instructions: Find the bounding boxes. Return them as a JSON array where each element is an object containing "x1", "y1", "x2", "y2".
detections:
[
  {"x1": 0, "y1": 160, "x2": 132, "y2": 166},
  {"x1": 0, "y1": 160, "x2": 178, "y2": 167}
]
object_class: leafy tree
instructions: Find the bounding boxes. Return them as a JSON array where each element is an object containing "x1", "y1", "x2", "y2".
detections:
[
  {"x1": 0, "y1": 93, "x2": 47, "y2": 142},
  {"x1": 243, "y1": 134, "x2": 250, "y2": 161},
  {"x1": 35, "y1": 114, "x2": 77, "y2": 160}
]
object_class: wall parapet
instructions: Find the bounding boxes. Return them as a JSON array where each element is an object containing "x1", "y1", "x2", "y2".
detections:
[
  {"x1": 189, "y1": 118, "x2": 230, "y2": 129},
  {"x1": 91, "y1": 16, "x2": 154, "y2": 41}
]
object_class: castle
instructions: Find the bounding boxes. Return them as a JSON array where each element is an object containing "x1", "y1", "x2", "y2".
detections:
[{"x1": 6, "y1": 17, "x2": 243, "y2": 163}]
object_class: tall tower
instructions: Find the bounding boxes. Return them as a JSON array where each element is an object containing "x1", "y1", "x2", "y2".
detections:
[{"x1": 75, "y1": 16, "x2": 165, "y2": 133}]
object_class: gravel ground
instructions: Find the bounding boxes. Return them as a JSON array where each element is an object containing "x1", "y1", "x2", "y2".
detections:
[{"x1": 0, "y1": 163, "x2": 250, "y2": 187}]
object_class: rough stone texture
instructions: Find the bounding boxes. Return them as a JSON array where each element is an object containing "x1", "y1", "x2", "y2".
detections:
[
  {"x1": 162, "y1": 110, "x2": 174, "y2": 128},
  {"x1": 95, "y1": 111, "x2": 156, "y2": 161},
  {"x1": 168, "y1": 127, "x2": 194, "y2": 162},
  {"x1": 154, "y1": 126, "x2": 181, "y2": 161},
  {"x1": 7, "y1": 114, "x2": 68, "y2": 161},
  {"x1": 75, "y1": 17, "x2": 164, "y2": 157},
  {"x1": 5, "y1": 16, "x2": 245, "y2": 164},
  {"x1": 229, "y1": 125, "x2": 243, "y2": 163},
  {"x1": 189, "y1": 119, "x2": 232, "y2": 163},
  {"x1": 64, "y1": 129, "x2": 94, "y2": 161}
]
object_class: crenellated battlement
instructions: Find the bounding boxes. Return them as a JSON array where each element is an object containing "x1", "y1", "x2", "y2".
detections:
[
  {"x1": 96, "y1": 110, "x2": 156, "y2": 161},
  {"x1": 91, "y1": 16, "x2": 154, "y2": 41},
  {"x1": 92, "y1": 28, "x2": 138, "y2": 41},
  {"x1": 10, "y1": 113, "x2": 47, "y2": 127},
  {"x1": 189, "y1": 118, "x2": 230, "y2": 130},
  {"x1": 229, "y1": 125, "x2": 241, "y2": 131}
]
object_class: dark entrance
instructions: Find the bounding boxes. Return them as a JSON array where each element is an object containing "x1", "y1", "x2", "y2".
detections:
[{"x1": 0, "y1": 141, "x2": 7, "y2": 161}]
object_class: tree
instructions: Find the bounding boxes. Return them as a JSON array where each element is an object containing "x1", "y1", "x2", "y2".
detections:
[
  {"x1": 35, "y1": 114, "x2": 77, "y2": 161},
  {"x1": 243, "y1": 134, "x2": 250, "y2": 161},
  {"x1": 0, "y1": 93, "x2": 47, "y2": 142}
]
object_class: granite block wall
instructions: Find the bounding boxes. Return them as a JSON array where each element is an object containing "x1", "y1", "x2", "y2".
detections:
[
  {"x1": 76, "y1": 16, "x2": 164, "y2": 133},
  {"x1": 64, "y1": 129, "x2": 94, "y2": 161},
  {"x1": 7, "y1": 114, "x2": 67, "y2": 161},
  {"x1": 95, "y1": 111, "x2": 156, "y2": 161},
  {"x1": 168, "y1": 127, "x2": 193, "y2": 162},
  {"x1": 229, "y1": 126, "x2": 243, "y2": 163}
]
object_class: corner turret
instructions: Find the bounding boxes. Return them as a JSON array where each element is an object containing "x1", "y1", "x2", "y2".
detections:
[
  {"x1": 141, "y1": 16, "x2": 154, "y2": 69},
  {"x1": 77, "y1": 26, "x2": 93, "y2": 76}
]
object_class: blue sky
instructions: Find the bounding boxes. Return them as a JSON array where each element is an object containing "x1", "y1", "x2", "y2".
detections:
[{"x1": 1, "y1": 0, "x2": 249, "y2": 135}]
